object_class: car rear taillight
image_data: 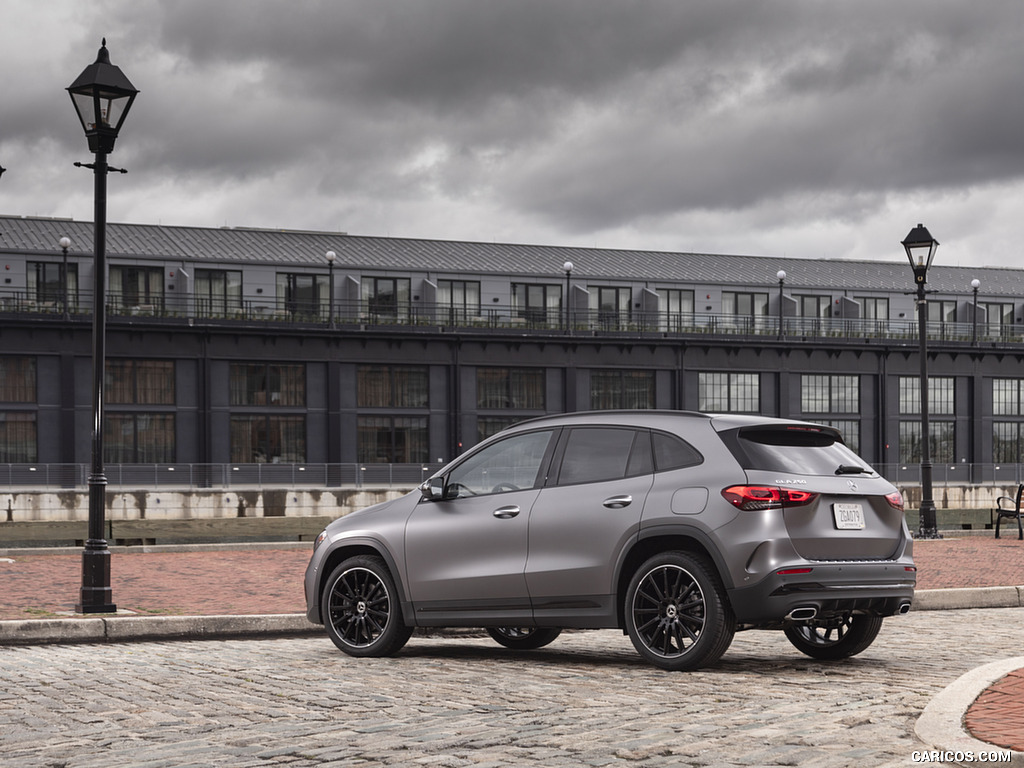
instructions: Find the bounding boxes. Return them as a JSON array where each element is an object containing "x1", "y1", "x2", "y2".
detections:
[
  {"x1": 885, "y1": 491, "x2": 905, "y2": 511},
  {"x1": 721, "y1": 486, "x2": 819, "y2": 511}
]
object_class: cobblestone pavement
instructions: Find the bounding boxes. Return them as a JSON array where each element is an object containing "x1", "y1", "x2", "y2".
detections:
[{"x1": 2, "y1": 607, "x2": 1021, "y2": 768}]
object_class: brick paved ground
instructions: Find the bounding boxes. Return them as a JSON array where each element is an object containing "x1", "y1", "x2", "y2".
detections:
[
  {"x1": 965, "y1": 668, "x2": 1024, "y2": 752},
  {"x1": 1, "y1": 535, "x2": 1023, "y2": 621}
]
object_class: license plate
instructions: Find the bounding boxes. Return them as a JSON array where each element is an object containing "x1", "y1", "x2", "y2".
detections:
[{"x1": 833, "y1": 503, "x2": 865, "y2": 530}]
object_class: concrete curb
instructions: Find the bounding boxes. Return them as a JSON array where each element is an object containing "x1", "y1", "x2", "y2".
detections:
[
  {"x1": 912, "y1": 585, "x2": 1024, "y2": 611},
  {"x1": 916, "y1": 656, "x2": 1024, "y2": 766}
]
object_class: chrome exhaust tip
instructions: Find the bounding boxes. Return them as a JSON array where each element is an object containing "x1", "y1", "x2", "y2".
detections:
[
  {"x1": 786, "y1": 606, "x2": 818, "y2": 621},
  {"x1": 897, "y1": 602, "x2": 912, "y2": 615}
]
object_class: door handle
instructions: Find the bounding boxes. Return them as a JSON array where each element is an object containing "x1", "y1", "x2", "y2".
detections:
[
  {"x1": 603, "y1": 495, "x2": 633, "y2": 509},
  {"x1": 493, "y1": 505, "x2": 521, "y2": 519}
]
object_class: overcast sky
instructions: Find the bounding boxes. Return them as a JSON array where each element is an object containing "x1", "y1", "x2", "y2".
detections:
[{"x1": 2, "y1": 0, "x2": 1023, "y2": 271}]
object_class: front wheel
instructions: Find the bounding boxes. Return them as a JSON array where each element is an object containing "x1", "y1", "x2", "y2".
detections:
[
  {"x1": 486, "y1": 626, "x2": 562, "y2": 650},
  {"x1": 784, "y1": 614, "x2": 883, "y2": 660},
  {"x1": 321, "y1": 555, "x2": 413, "y2": 657},
  {"x1": 625, "y1": 551, "x2": 735, "y2": 671}
]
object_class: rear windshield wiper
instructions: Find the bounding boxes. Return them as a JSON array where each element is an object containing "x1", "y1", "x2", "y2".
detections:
[{"x1": 836, "y1": 464, "x2": 869, "y2": 475}]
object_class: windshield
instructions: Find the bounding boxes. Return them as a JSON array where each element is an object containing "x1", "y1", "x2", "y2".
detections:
[{"x1": 721, "y1": 425, "x2": 877, "y2": 476}]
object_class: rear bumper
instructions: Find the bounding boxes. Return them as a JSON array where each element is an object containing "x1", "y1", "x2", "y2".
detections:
[{"x1": 727, "y1": 560, "x2": 916, "y2": 625}]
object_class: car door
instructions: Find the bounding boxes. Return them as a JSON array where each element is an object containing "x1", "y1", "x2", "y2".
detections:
[
  {"x1": 525, "y1": 426, "x2": 654, "y2": 624},
  {"x1": 404, "y1": 428, "x2": 557, "y2": 624}
]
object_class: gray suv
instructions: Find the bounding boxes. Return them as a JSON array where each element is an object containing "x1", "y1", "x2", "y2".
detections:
[{"x1": 304, "y1": 411, "x2": 915, "y2": 670}]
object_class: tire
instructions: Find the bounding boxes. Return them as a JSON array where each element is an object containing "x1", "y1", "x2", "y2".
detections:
[
  {"x1": 624, "y1": 551, "x2": 735, "y2": 671},
  {"x1": 321, "y1": 555, "x2": 413, "y2": 657},
  {"x1": 486, "y1": 626, "x2": 562, "y2": 650},
  {"x1": 784, "y1": 614, "x2": 883, "y2": 660}
]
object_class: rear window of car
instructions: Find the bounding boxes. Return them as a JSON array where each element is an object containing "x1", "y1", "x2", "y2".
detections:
[{"x1": 721, "y1": 425, "x2": 874, "y2": 476}]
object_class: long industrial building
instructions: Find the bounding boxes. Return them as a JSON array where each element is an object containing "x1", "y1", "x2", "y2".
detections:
[{"x1": 2, "y1": 213, "x2": 1023, "y2": 487}]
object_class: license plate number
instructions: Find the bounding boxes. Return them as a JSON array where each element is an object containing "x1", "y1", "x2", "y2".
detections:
[{"x1": 833, "y1": 503, "x2": 865, "y2": 530}]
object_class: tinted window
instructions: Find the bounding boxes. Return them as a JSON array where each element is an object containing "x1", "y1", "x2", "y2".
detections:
[
  {"x1": 652, "y1": 431, "x2": 703, "y2": 471},
  {"x1": 557, "y1": 428, "x2": 651, "y2": 485},
  {"x1": 446, "y1": 429, "x2": 554, "y2": 497},
  {"x1": 723, "y1": 425, "x2": 874, "y2": 476}
]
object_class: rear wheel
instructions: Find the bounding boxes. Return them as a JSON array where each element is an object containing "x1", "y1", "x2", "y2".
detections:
[
  {"x1": 625, "y1": 551, "x2": 735, "y2": 671},
  {"x1": 322, "y1": 555, "x2": 413, "y2": 657},
  {"x1": 784, "y1": 614, "x2": 883, "y2": 660},
  {"x1": 486, "y1": 626, "x2": 562, "y2": 650}
]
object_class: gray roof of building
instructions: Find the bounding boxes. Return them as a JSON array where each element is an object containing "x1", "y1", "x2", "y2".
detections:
[{"x1": 0, "y1": 214, "x2": 1019, "y2": 296}]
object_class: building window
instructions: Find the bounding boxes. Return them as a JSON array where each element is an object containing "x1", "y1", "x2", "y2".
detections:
[
  {"x1": 698, "y1": 372, "x2": 760, "y2": 413},
  {"x1": 230, "y1": 414, "x2": 305, "y2": 463},
  {"x1": 994, "y1": 422, "x2": 1024, "y2": 464},
  {"x1": 105, "y1": 413, "x2": 175, "y2": 463},
  {"x1": 27, "y1": 262, "x2": 78, "y2": 308},
  {"x1": 856, "y1": 297, "x2": 889, "y2": 321},
  {"x1": 477, "y1": 416, "x2": 522, "y2": 442},
  {"x1": 994, "y1": 379, "x2": 1024, "y2": 416},
  {"x1": 589, "y1": 286, "x2": 631, "y2": 329},
  {"x1": 277, "y1": 273, "x2": 329, "y2": 320},
  {"x1": 928, "y1": 300, "x2": 957, "y2": 324},
  {"x1": 797, "y1": 295, "x2": 831, "y2": 318},
  {"x1": 477, "y1": 368, "x2": 544, "y2": 410},
  {"x1": 230, "y1": 364, "x2": 305, "y2": 407},
  {"x1": 591, "y1": 370, "x2": 654, "y2": 410},
  {"x1": 899, "y1": 421, "x2": 954, "y2": 464},
  {"x1": 437, "y1": 280, "x2": 480, "y2": 325},
  {"x1": 898, "y1": 376, "x2": 954, "y2": 415},
  {"x1": 195, "y1": 269, "x2": 242, "y2": 316},
  {"x1": 657, "y1": 288, "x2": 695, "y2": 331},
  {"x1": 358, "y1": 366, "x2": 428, "y2": 408},
  {"x1": 361, "y1": 276, "x2": 411, "y2": 321},
  {"x1": 722, "y1": 292, "x2": 768, "y2": 317},
  {"x1": 107, "y1": 360, "x2": 175, "y2": 405},
  {"x1": 110, "y1": 266, "x2": 163, "y2": 311},
  {"x1": 0, "y1": 413, "x2": 36, "y2": 462},
  {"x1": 357, "y1": 416, "x2": 428, "y2": 463},
  {"x1": 0, "y1": 357, "x2": 35, "y2": 402},
  {"x1": 981, "y1": 302, "x2": 1015, "y2": 335},
  {"x1": 512, "y1": 283, "x2": 561, "y2": 325},
  {"x1": 801, "y1": 375, "x2": 859, "y2": 414}
]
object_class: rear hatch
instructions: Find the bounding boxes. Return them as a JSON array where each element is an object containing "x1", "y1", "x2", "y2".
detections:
[{"x1": 719, "y1": 422, "x2": 906, "y2": 561}]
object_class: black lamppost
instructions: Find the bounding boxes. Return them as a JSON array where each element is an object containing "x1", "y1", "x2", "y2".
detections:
[
  {"x1": 563, "y1": 260, "x2": 574, "y2": 332},
  {"x1": 776, "y1": 269, "x2": 786, "y2": 339},
  {"x1": 67, "y1": 39, "x2": 138, "y2": 613},
  {"x1": 59, "y1": 236, "x2": 71, "y2": 320},
  {"x1": 902, "y1": 223, "x2": 941, "y2": 540},
  {"x1": 325, "y1": 250, "x2": 336, "y2": 329},
  {"x1": 971, "y1": 278, "x2": 980, "y2": 346}
]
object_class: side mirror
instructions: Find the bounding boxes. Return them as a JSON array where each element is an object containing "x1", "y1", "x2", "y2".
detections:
[{"x1": 419, "y1": 477, "x2": 445, "y2": 501}]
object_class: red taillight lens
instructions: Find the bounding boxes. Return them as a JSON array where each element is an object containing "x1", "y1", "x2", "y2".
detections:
[
  {"x1": 721, "y1": 486, "x2": 819, "y2": 511},
  {"x1": 885, "y1": 491, "x2": 905, "y2": 511}
]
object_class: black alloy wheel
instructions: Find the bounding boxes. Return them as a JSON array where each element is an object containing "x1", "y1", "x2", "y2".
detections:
[
  {"x1": 322, "y1": 555, "x2": 413, "y2": 657},
  {"x1": 486, "y1": 626, "x2": 562, "y2": 650},
  {"x1": 784, "y1": 614, "x2": 883, "y2": 660}
]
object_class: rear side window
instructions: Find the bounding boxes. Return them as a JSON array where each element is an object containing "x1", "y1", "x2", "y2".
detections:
[
  {"x1": 652, "y1": 431, "x2": 703, "y2": 471},
  {"x1": 723, "y1": 425, "x2": 873, "y2": 476},
  {"x1": 556, "y1": 427, "x2": 651, "y2": 485}
]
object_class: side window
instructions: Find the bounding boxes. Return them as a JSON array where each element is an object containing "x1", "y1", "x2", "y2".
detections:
[
  {"x1": 652, "y1": 431, "x2": 703, "y2": 471},
  {"x1": 445, "y1": 429, "x2": 554, "y2": 497},
  {"x1": 557, "y1": 427, "x2": 652, "y2": 485}
]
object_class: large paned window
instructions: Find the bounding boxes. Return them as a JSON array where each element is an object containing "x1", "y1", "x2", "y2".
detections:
[
  {"x1": 721, "y1": 291, "x2": 768, "y2": 332},
  {"x1": 797, "y1": 295, "x2": 831, "y2": 318},
  {"x1": 230, "y1": 364, "x2": 305, "y2": 406},
  {"x1": 357, "y1": 366, "x2": 428, "y2": 408},
  {"x1": 512, "y1": 283, "x2": 561, "y2": 325},
  {"x1": 857, "y1": 297, "x2": 889, "y2": 321},
  {"x1": 898, "y1": 376, "x2": 954, "y2": 463},
  {"x1": 0, "y1": 357, "x2": 36, "y2": 462},
  {"x1": 110, "y1": 266, "x2": 163, "y2": 311},
  {"x1": 698, "y1": 372, "x2": 760, "y2": 413},
  {"x1": 477, "y1": 368, "x2": 544, "y2": 410},
  {"x1": 195, "y1": 269, "x2": 242, "y2": 316},
  {"x1": 27, "y1": 262, "x2": 78, "y2": 309},
  {"x1": 928, "y1": 300, "x2": 957, "y2": 324},
  {"x1": 230, "y1": 415, "x2": 306, "y2": 463},
  {"x1": 437, "y1": 279, "x2": 480, "y2": 325},
  {"x1": 801, "y1": 375, "x2": 859, "y2": 414},
  {"x1": 993, "y1": 379, "x2": 1024, "y2": 463},
  {"x1": 357, "y1": 416, "x2": 428, "y2": 463},
  {"x1": 590, "y1": 286, "x2": 631, "y2": 329},
  {"x1": 104, "y1": 360, "x2": 176, "y2": 463},
  {"x1": 981, "y1": 302, "x2": 1015, "y2": 336},
  {"x1": 657, "y1": 288, "x2": 695, "y2": 331},
  {"x1": 590, "y1": 370, "x2": 654, "y2": 410},
  {"x1": 361, "y1": 277, "x2": 411, "y2": 321},
  {"x1": 277, "y1": 273, "x2": 329, "y2": 320},
  {"x1": 477, "y1": 416, "x2": 521, "y2": 442}
]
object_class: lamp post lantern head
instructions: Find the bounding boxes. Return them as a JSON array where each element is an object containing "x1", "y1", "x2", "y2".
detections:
[
  {"x1": 59, "y1": 236, "x2": 71, "y2": 251},
  {"x1": 777, "y1": 269, "x2": 786, "y2": 282},
  {"x1": 971, "y1": 278, "x2": 981, "y2": 291},
  {"x1": 325, "y1": 250, "x2": 336, "y2": 264},
  {"x1": 563, "y1": 260, "x2": 574, "y2": 275},
  {"x1": 67, "y1": 39, "x2": 139, "y2": 154},
  {"x1": 902, "y1": 223, "x2": 939, "y2": 285}
]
